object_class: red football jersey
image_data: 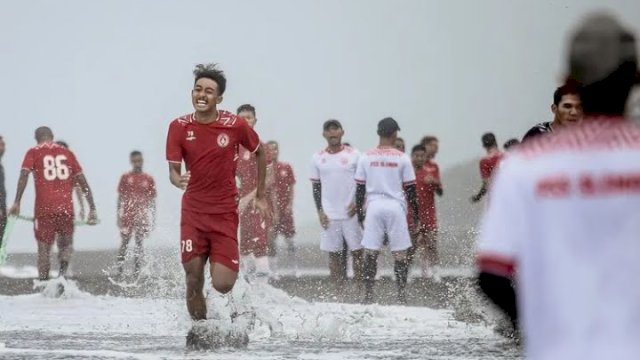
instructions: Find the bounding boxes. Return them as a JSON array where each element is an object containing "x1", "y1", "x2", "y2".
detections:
[
  {"x1": 236, "y1": 143, "x2": 273, "y2": 199},
  {"x1": 21, "y1": 142, "x2": 83, "y2": 218},
  {"x1": 409, "y1": 160, "x2": 440, "y2": 229},
  {"x1": 166, "y1": 111, "x2": 260, "y2": 214},
  {"x1": 479, "y1": 151, "x2": 504, "y2": 180},
  {"x1": 118, "y1": 171, "x2": 156, "y2": 218},
  {"x1": 273, "y1": 161, "x2": 295, "y2": 211}
]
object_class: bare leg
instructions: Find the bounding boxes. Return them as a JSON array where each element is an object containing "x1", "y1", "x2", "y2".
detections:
[
  {"x1": 328, "y1": 252, "x2": 345, "y2": 283},
  {"x1": 392, "y1": 250, "x2": 409, "y2": 304},
  {"x1": 37, "y1": 241, "x2": 52, "y2": 281},
  {"x1": 351, "y1": 249, "x2": 364, "y2": 282},
  {"x1": 183, "y1": 256, "x2": 207, "y2": 320},
  {"x1": 363, "y1": 249, "x2": 379, "y2": 304},
  {"x1": 133, "y1": 228, "x2": 147, "y2": 277},
  {"x1": 117, "y1": 230, "x2": 131, "y2": 275},
  {"x1": 210, "y1": 262, "x2": 238, "y2": 294},
  {"x1": 56, "y1": 234, "x2": 73, "y2": 278}
]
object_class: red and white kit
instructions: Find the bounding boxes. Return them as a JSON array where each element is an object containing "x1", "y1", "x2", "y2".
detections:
[
  {"x1": 310, "y1": 145, "x2": 362, "y2": 252},
  {"x1": 272, "y1": 161, "x2": 296, "y2": 238},
  {"x1": 236, "y1": 144, "x2": 272, "y2": 257},
  {"x1": 21, "y1": 142, "x2": 83, "y2": 243},
  {"x1": 477, "y1": 118, "x2": 640, "y2": 360},
  {"x1": 355, "y1": 146, "x2": 415, "y2": 251},
  {"x1": 118, "y1": 171, "x2": 156, "y2": 237},
  {"x1": 166, "y1": 111, "x2": 260, "y2": 272}
]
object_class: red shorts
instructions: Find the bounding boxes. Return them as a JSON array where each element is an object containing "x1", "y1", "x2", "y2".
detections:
[
  {"x1": 274, "y1": 211, "x2": 296, "y2": 238},
  {"x1": 34, "y1": 214, "x2": 74, "y2": 244},
  {"x1": 239, "y1": 208, "x2": 268, "y2": 257},
  {"x1": 120, "y1": 215, "x2": 151, "y2": 238},
  {"x1": 180, "y1": 210, "x2": 240, "y2": 272}
]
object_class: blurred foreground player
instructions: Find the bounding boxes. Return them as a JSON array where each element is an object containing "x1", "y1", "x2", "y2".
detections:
[
  {"x1": 9, "y1": 127, "x2": 98, "y2": 281},
  {"x1": 355, "y1": 118, "x2": 419, "y2": 304},
  {"x1": 165, "y1": 64, "x2": 269, "y2": 348},
  {"x1": 477, "y1": 13, "x2": 640, "y2": 359},
  {"x1": 116, "y1": 151, "x2": 157, "y2": 277}
]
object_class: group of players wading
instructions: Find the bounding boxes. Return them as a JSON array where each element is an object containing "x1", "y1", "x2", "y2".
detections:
[{"x1": 2, "y1": 12, "x2": 636, "y2": 354}]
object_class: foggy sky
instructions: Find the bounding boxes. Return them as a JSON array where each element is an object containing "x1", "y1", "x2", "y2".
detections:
[{"x1": 1, "y1": 0, "x2": 638, "y2": 252}]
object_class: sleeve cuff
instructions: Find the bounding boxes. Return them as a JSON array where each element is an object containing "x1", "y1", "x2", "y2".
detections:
[{"x1": 476, "y1": 253, "x2": 516, "y2": 277}]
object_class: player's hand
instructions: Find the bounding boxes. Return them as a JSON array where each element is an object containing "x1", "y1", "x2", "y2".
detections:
[
  {"x1": 347, "y1": 202, "x2": 357, "y2": 218},
  {"x1": 253, "y1": 196, "x2": 272, "y2": 221},
  {"x1": 470, "y1": 194, "x2": 481, "y2": 203},
  {"x1": 318, "y1": 210, "x2": 329, "y2": 229},
  {"x1": 424, "y1": 175, "x2": 439, "y2": 185},
  {"x1": 410, "y1": 221, "x2": 422, "y2": 238},
  {"x1": 8, "y1": 203, "x2": 20, "y2": 217},
  {"x1": 171, "y1": 171, "x2": 191, "y2": 190},
  {"x1": 87, "y1": 209, "x2": 98, "y2": 225}
]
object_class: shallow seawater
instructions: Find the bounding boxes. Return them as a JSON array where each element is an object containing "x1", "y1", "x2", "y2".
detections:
[{"x1": 0, "y1": 276, "x2": 520, "y2": 360}]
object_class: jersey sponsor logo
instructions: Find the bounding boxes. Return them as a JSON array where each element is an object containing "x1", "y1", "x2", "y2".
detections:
[
  {"x1": 217, "y1": 133, "x2": 230, "y2": 148},
  {"x1": 340, "y1": 157, "x2": 349, "y2": 166},
  {"x1": 127, "y1": 177, "x2": 134, "y2": 184},
  {"x1": 186, "y1": 130, "x2": 196, "y2": 141},
  {"x1": 370, "y1": 161, "x2": 398, "y2": 168},
  {"x1": 536, "y1": 172, "x2": 640, "y2": 197}
]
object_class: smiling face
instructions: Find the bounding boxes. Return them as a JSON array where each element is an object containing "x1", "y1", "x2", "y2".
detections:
[{"x1": 191, "y1": 77, "x2": 221, "y2": 114}]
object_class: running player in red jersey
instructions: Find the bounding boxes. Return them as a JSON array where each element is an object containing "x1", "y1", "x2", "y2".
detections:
[
  {"x1": 471, "y1": 132, "x2": 503, "y2": 203},
  {"x1": 9, "y1": 127, "x2": 98, "y2": 281},
  {"x1": 116, "y1": 150, "x2": 157, "y2": 277},
  {"x1": 236, "y1": 104, "x2": 274, "y2": 278},
  {"x1": 266, "y1": 140, "x2": 296, "y2": 273},
  {"x1": 165, "y1": 65, "x2": 269, "y2": 336}
]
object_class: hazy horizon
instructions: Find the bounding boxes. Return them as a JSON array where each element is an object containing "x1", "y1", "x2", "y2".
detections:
[{"x1": 1, "y1": 0, "x2": 638, "y2": 252}]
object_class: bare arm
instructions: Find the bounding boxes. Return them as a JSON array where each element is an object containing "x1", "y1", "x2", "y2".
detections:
[
  {"x1": 355, "y1": 183, "x2": 366, "y2": 225},
  {"x1": 75, "y1": 174, "x2": 97, "y2": 211},
  {"x1": 404, "y1": 184, "x2": 420, "y2": 227},
  {"x1": 255, "y1": 146, "x2": 267, "y2": 200},
  {"x1": 75, "y1": 186, "x2": 86, "y2": 219},
  {"x1": 169, "y1": 162, "x2": 189, "y2": 190},
  {"x1": 471, "y1": 180, "x2": 488, "y2": 203},
  {"x1": 8, "y1": 170, "x2": 30, "y2": 216}
]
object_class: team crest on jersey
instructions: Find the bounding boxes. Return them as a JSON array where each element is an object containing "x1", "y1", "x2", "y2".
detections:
[
  {"x1": 186, "y1": 130, "x2": 196, "y2": 141},
  {"x1": 217, "y1": 133, "x2": 230, "y2": 148}
]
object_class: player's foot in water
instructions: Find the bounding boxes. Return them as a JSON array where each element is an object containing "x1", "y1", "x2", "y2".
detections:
[
  {"x1": 397, "y1": 288, "x2": 407, "y2": 305},
  {"x1": 186, "y1": 321, "x2": 250, "y2": 350}
]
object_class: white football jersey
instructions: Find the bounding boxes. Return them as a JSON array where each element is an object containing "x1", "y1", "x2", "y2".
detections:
[
  {"x1": 309, "y1": 145, "x2": 360, "y2": 220},
  {"x1": 354, "y1": 146, "x2": 416, "y2": 208},
  {"x1": 477, "y1": 118, "x2": 640, "y2": 360}
]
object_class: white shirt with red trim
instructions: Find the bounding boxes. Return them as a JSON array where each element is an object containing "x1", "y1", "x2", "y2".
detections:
[
  {"x1": 355, "y1": 146, "x2": 415, "y2": 210},
  {"x1": 309, "y1": 145, "x2": 360, "y2": 220},
  {"x1": 477, "y1": 118, "x2": 640, "y2": 360}
]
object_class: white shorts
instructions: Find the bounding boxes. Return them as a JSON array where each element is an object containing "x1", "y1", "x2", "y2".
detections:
[
  {"x1": 361, "y1": 199, "x2": 411, "y2": 252},
  {"x1": 320, "y1": 217, "x2": 363, "y2": 252}
]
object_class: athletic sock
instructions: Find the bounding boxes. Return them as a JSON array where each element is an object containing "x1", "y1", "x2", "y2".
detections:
[
  {"x1": 394, "y1": 259, "x2": 409, "y2": 303},
  {"x1": 363, "y1": 254, "x2": 378, "y2": 303}
]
